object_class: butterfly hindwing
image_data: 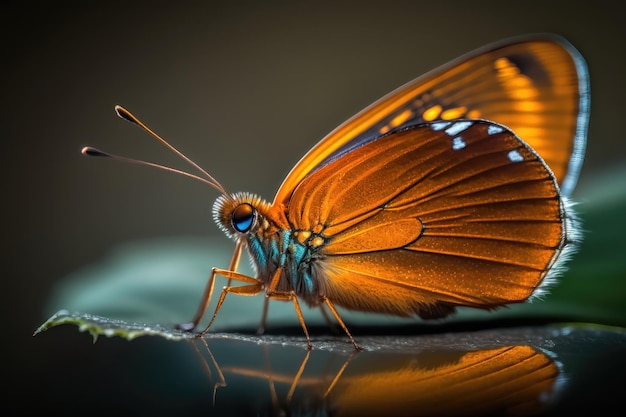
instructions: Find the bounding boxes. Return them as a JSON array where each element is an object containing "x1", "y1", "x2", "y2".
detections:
[{"x1": 287, "y1": 120, "x2": 566, "y2": 318}]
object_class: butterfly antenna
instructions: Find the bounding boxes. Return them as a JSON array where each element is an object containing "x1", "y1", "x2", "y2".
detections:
[
  {"x1": 81, "y1": 146, "x2": 227, "y2": 192},
  {"x1": 82, "y1": 105, "x2": 229, "y2": 196}
]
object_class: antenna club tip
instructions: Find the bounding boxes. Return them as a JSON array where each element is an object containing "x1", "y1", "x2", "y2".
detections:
[
  {"x1": 81, "y1": 147, "x2": 108, "y2": 157},
  {"x1": 114, "y1": 105, "x2": 135, "y2": 124}
]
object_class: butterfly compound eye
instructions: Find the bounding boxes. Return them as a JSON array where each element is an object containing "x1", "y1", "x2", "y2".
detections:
[{"x1": 232, "y1": 203, "x2": 255, "y2": 233}]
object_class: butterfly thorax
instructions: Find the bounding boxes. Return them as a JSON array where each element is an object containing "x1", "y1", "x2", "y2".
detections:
[{"x1": 213, "y1": 192, "x2": 326, "y2": 305}]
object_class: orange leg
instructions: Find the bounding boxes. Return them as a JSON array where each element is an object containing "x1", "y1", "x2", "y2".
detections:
[
  {"x1": 261, "y1": 269, "x2": 361, "y2": 350},
  {"x1": 197, "y1": 268, "x2": 265, "y2": 336},
  {"x1": 321, "y1": 296, "x2": 362, "y2": 351},
  {"x1": 187, "y1": 259, "x2": 361, "y2": 351},
  {"x1": 264, "y1": 267, "x2": 313, "y2": 350},
  {"x1": 318, "y1": 303, "x2": 340, "y2": 335},
  {"x1": 265, "y1": 289, "x2": 313, "y2": 350},
  {"x1": 196, "y1": 267, "x2": 314, "y2": 350},
  {"x1": 257, "y1": 297, "x2": 270, "y2": 335},
  {"x1": 176, "y1": 240, "x2": 244, "y2": 331}
]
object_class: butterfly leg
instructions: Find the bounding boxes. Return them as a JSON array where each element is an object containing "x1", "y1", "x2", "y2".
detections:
[
  {"x1": 265, "y1": 289, "x2": 313, "y2": 350},
  {"x1": 262, "y1": 269, "x2": 361, "y2": 350},
  {"x1": 318, "y1": 303, "x2": 341, "y2": 335},
  {"x1": 260, "y1": 266, "x2": 313, "y2": 350},
  {"x1": 196, "y1": 268, "x2": 264, "y2": 337},
  {"x1": 257, "y1": 297, "x2": 270, "y2": 335},
  {"x1": 176, "y1": 240, "x2": 244, "y2": 332},
  {"x1": 321, "y1": 296, "x2": 362, "y2": 351}
]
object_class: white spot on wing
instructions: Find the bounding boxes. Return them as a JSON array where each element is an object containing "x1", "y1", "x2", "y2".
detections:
[
  {"x1": 508, "y1": 150, "x2": 524, "y2": 162},
  {"x1": 488, "y1": 125, "x2": 504, "y2": 135},
  {"x1": 445, "y1": 121, "x2": 473, "y2": 136},
  {"x1": 452, "y1": 136, "x2": 466, "y2": 150},
  {"x1": 431, "y1": 121, "x2": 451, "y2": 131}
]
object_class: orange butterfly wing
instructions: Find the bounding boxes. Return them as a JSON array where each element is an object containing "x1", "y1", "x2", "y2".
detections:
[
  {"x1": 274, "y1": 34, "x2": 589, "y2": 205},
  {"x1": 287, "y1": 121, "x2": 566, "y2": 318}
]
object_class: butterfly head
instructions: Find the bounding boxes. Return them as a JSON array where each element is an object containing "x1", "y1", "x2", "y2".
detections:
[{"x1": 213, "y1": 192, "x2": 273, "y2": 240}]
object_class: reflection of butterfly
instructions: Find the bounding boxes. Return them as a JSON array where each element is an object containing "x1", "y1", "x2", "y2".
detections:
[
  {"x1": 202, "y1": 342, "x2": 561, "y2": 416},
  {"x1": 84, "y1": 34, "x2": 589, "y2": 350}
]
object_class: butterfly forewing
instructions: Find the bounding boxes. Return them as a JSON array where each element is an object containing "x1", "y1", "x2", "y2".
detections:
[
  {"x1": 287, "y1": 121, "x2": 565, "y2": 318},
  {"x1": 274, "y1": 35, "x2": 588, "y2": 205}
]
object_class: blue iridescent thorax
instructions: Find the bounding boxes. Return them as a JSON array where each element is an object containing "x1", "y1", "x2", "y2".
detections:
[
  {"x1": 246, "y1": 228, "x2": 324, "y2": 300},
  {"x1": 212, "y1": 192, "x2": 328, "y2": 305}
]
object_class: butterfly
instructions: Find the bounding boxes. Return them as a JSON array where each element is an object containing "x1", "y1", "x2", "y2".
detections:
[{"x1": 83, "y1": 33, "x2": 590, "y2": 350}]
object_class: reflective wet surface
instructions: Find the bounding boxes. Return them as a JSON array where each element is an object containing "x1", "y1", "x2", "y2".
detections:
[{"x1": 32, "y1": 316, "x2": 626, "y2": 416}]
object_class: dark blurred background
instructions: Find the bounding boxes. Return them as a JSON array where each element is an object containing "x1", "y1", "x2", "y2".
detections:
[{"x1": 3, "y1": 1, "x2": 625, "y2": 415}]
